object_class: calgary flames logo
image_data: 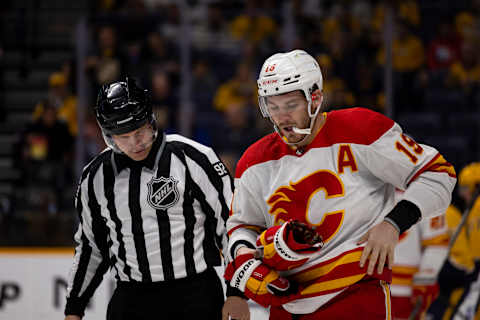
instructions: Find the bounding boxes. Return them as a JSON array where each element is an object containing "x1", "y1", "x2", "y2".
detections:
[{"x1": 267, "y1": 170, "x2": 345, "y2": 243}]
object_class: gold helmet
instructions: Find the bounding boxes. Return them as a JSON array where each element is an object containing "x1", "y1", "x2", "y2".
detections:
[{"x1": 459, "y1": 162, "x2": 480, "y2": 193}]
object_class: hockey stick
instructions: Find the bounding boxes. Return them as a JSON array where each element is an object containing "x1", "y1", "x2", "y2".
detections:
[{"x1": 408, "y1": 298, "x2": 422, "y2": 320}]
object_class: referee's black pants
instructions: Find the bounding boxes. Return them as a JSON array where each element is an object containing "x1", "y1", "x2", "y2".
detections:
[{"x1": 107, "y1": 268, "x2": 224, "y2": 320}]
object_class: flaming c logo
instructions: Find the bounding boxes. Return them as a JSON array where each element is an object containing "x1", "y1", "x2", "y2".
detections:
[{"x1": 267, "y1": 170, "x2": 345, "y2": 243}]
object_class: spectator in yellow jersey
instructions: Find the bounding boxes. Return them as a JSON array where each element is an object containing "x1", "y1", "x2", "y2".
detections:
[
  {"x1": 372, "y1": 1, "x2": 420, "y2": 32},
  {"x1": 32, "y1": 71, "x2": 77, "y2": 136},
  {"x1": 229, "y1": 0, "x2": 276, "y2": 45},
  {"x1": 447, "y1": 40, "x2": 480, "y2": 107},
  {"x1": 376, "y1": 20, "x2": 424, "y2": 73},
  {"x1": 455, "y1": 11, "x2": 477, "y2": 41},
  {"x1": 448, "y1": 41, "x2": 480, "y2": 88},
  {"x1": 213, "y1": 62, "x2": 257, "y2": 112},
  {"x1": 376, "y1": 20, "x2": 425, "y2": 110}
]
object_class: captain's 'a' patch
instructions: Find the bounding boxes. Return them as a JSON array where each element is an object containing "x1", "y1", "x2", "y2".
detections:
[{"x1": 147, "y1": 176, "x2": 180, "y2": 210}]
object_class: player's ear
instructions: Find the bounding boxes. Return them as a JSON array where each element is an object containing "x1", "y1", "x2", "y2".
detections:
[{"x1": 311, "y1": 89, "x2": 323, "y2": 111}]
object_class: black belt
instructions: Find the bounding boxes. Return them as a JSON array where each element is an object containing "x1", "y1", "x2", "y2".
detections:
[{"x1": 116, "y1": 267, "x2": 216, "y2": 290}]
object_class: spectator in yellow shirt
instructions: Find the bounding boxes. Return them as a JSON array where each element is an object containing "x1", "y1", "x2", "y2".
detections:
[
  {"x1": 377, "y1": 20, "x2": 424, "y2": 73},
  {"x1": 372, "y1": 1, "x2": 420, "y2": 31},
  {"x1": 213, "y1": 62, "x2": 257, "y2": 112},
  {"x1": 229, "y1": 0, "x2": 276, "y2": 44},
  {"x1": 32, "y1": 72, "x2": 77, "y2": 136},
  {"x1": 447, "y1": 40, "x2": 480, "y2": 107},
  {"x1": 376, "y1": 20, "x2": 425, "y2": 110},
  {"x1": 455, "y1": 11, "x2": 477, "y2": 41},
  {"x1": 448, "y1": 40, "x2": 480, "y2": 88}
]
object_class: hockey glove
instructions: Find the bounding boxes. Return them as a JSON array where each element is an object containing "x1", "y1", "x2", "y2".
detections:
[
  {"x1": 256, "y1": 220, "x2": 323, "y2": 270},
  {"x1": 224, "y1": 253, "x2": 300, "y2": 307},
  {"x1": 411, "y1": 272, "x2": 440, "y2": 318}
]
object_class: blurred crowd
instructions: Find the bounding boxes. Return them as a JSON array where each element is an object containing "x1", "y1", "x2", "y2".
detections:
[
  {"x1": 1, "y1": 0, "x2": 480, "y2": 244},
  {"x1": 77, "y1": 0, "x2": 480, "y2": 166}
]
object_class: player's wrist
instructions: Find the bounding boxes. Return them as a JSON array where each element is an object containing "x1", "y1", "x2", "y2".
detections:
[
  {"x1": 385, "y1": 200, "x2": 421, "y2": 234},
  {"x1": 236, "y1": 246, "x2": 256, "y2": 257},
  {"x1": 230, "y1": 240, "x2": 255, "y2": 259},
  {"x1": 383, "y1": 217, "x2": 401, "y2": 234},
  {"x1": 226, "y1": 282, "x2": 248, "y2": 299}
]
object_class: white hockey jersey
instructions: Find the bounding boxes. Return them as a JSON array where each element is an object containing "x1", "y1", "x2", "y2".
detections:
[
  {"x1": 226, "y1": 108, "x2": 456, "y2": 314},
  {"x1": 391, "y1": 213, "x2": 449, "y2": 297}
]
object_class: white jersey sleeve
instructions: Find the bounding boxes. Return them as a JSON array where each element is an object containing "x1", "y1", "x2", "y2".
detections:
[
  {"x1": 356, "y1": 122, "x2": 456, "y2": 218},
  {"x1": 226, "y1": 169, "x2": 269, "y2": 261},
  {"x1": 417, "y1": 214, "x2": 449, "y2": 277}
]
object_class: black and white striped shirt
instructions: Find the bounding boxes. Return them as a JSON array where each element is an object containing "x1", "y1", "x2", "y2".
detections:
[{"x1": 65, "y1": 133, "x2": 233, "y2": 316}]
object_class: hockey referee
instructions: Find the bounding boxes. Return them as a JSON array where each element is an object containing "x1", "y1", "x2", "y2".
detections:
[{"x1": 64, "y1": 77, "x2": 233, "y2": 320}]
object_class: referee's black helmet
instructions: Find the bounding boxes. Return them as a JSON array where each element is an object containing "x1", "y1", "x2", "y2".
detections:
[{"x1": 95, "y1": 77, "x2": 154, "y2": 136}]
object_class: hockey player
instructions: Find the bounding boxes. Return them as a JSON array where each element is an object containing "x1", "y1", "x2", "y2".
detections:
[
  {"x1": 222, "y1": 49, "x2": 456, "y2": 320},
  {"x1": 427, "y1": 162, "x2": 480, "y2": 320},
  {"x1": 390, "y1": 191, "x2": 449, "y2": 319}
]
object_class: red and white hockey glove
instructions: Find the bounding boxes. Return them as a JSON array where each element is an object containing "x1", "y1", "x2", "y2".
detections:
[
  {"x1": 224, "y1": 253, "x2": 300, "y2": 307},
  {"x1": 411, "y1": 272, "x2": 440, "y2": 318},
  {"x1": 256, "y1": 220, "x2": 323, "y2": 271}
]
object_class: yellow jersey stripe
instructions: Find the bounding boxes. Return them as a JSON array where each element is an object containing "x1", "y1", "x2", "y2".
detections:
[
  {"x1": 300, "y1": 273, "x2": 365, "y2": 295},
  {"x1": 293, "y1": 250, "x2": 362, "y2": 282}
]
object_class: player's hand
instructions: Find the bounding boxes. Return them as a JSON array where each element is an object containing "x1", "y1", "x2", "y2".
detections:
[
  {"x1": 222, "y1": 296, "x2": 250, "y2": 320},
  {"x1": 287, "y1": 220, "x2": 324, "y2": 252},
  {"x1": 65, "y1": 316, "x2": 82, "y2": 320},
  {"x1": 256, "y1": 220, "x2": 323, "y2": 270},
  {"x1": 357, "y1": 221, "x2": 399, "y2": 275}
]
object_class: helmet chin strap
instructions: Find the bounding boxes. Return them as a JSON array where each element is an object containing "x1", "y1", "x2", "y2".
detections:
[
  {"x1": 103, "y1": 120, "x2": 159, "y2": 154},
  {"x1": 274, "y1": 115, "x2": 317, "y2": 146},
  {"x1": 268, "y1": 94, "x2": 323, "y2": 147}
]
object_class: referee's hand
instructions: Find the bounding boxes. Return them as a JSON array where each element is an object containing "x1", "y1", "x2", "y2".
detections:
[
  {"x1": 65, "y1": 316, "x2": 81, "y2": 320},
  {"x1": 222, "y1": 296, "x2": 250, "y2": 320}
]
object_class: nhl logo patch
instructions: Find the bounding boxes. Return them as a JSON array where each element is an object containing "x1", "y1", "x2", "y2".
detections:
[{"x1": 147, "y1": 176, "x2": 180, "y2": 210}]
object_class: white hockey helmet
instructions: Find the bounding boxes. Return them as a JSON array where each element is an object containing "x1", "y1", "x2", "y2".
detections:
[{"x1": 257, "y1": 49, "x2": 323, "y2": 120}]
